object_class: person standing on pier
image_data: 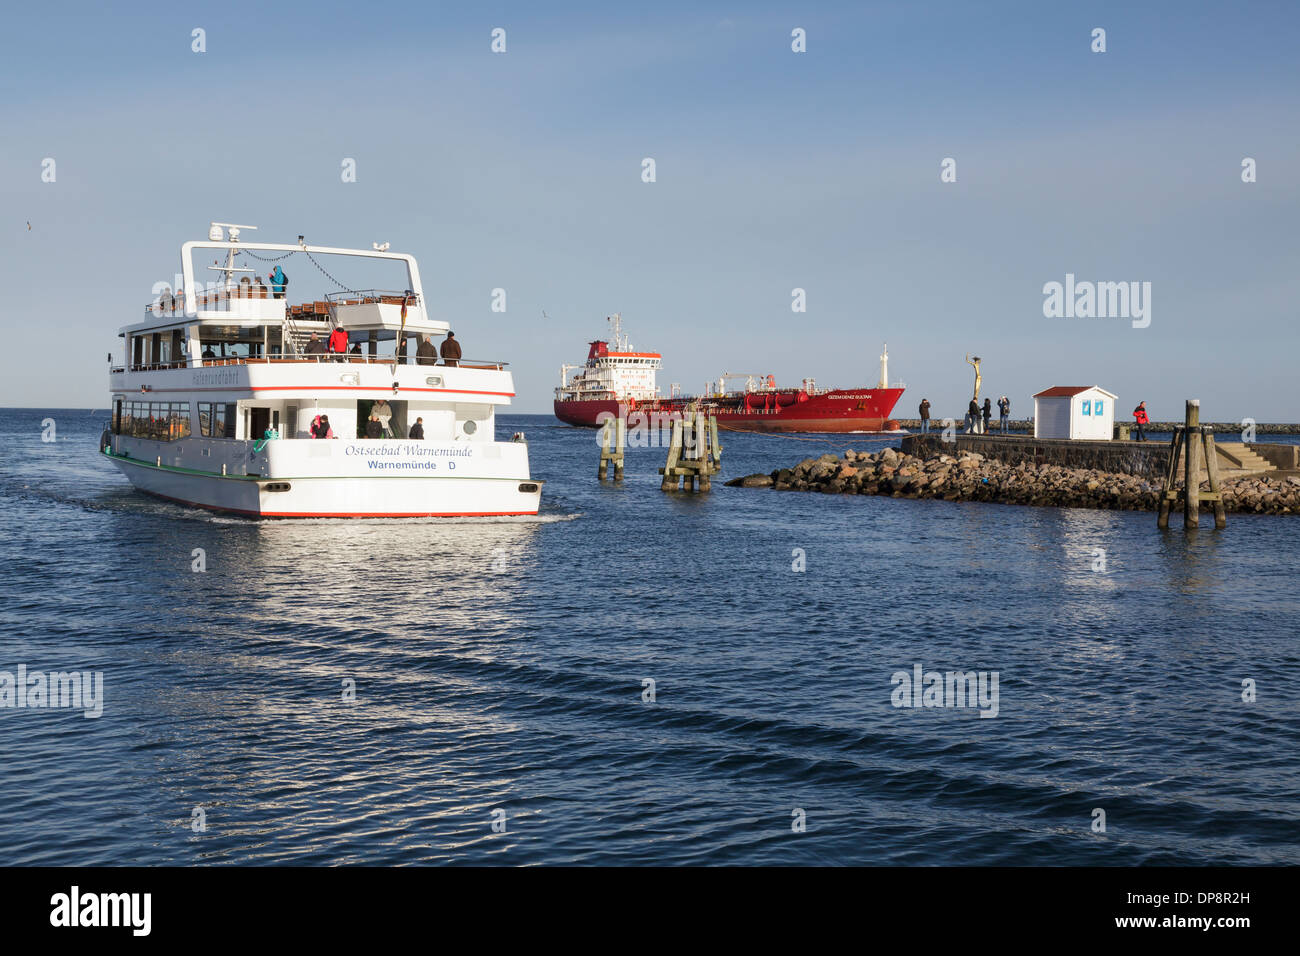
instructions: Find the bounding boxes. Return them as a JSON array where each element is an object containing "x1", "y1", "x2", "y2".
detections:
[
  {"x1": 967, "y1": 398, "x2": 980, "y2": 434},
  {"x1": 997, "y1": 395, "x2": 1010, "y2": 433},
  {"x1": 982, "y1": 398, "x2": 992, "y2": 434},
  {"x1": 918, "y1": 398, "x2": 931, "y2": 435},
  {"x1": 1133, "y1": 401, "x2": 1150, "y2": 441}
]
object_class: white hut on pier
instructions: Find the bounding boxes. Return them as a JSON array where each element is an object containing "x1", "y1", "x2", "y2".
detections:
[{"x1": 1032, "y1": 386, "x2": 1117, "y2": 440}]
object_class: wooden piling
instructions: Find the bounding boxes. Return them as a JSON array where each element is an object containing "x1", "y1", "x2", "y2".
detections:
[
  {"x1": 598, "y1": 415, "x2": 626, "y2": 481},
  {"x1": 1202, "y1": 429, "x2": 1227, "y2": 530},
  {"x1": 1157, "y1": 427, "x2": 1179, "y2": 530},
  {"x1": 659, "y1": 405, "x2": 721, "y2": 493},
  {"x1": 1184, "y1": 400, "x2": 1200, "y2": 528},
  {"x1": 1158, "y1": 399, "x2": 1226, "y2": 530}
]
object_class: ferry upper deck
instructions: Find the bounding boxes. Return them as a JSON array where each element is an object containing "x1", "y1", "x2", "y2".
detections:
[{"x1": 108, "y1": 224, "x2": 516, "y2": 443}]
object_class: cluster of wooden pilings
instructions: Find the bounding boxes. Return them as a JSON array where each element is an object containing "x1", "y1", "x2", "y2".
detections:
[
  {"x1": 596, "y1": 407, "x2": 722, "y2": 493},
  {"x1": 659, "y1": 407, "x2": 722, "y2": 492},
  {"x1": 1158, "y1": 399, "x2": 1227, "y2": 530}
]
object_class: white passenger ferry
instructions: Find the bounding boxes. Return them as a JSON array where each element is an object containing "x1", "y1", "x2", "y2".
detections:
[{"x1": 101, "y1": 223, "x2": 543, "y2": 518}]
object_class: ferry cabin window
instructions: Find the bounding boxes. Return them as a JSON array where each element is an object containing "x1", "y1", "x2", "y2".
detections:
[
  {"x1": 197, "y1": 403, "x2": 235, "y2": 438},
  {"x1": 118, "y1": 401, "x2": 192, "y2": 440}
]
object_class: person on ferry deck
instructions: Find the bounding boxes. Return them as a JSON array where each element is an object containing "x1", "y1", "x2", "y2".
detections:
[
  {"x1": 408, "y1": 417, "x2": 424, "y2": 439},
  {"x1": 202, "y1": 346, "x2": 216, "y2": 359},
  {"x1": 328, "y1": 326, "x2": 349, "y2": 361},
  {"x1": 396, "y1": 336, "x2": 409, "y2": 364},
  {"x1": 305, "y1": 332, "x2": 326, "y2": 356},
  {"x1": 365, "y1": 414, "x2": 383, "y2": 439},
  {"x1": 371, "y1": 399, "x2": 393, "y2": 436},
  {"x1": 268, "y1": 266, "x2": 288, "y2": 299},
  {"x1": 254, "y1": 277, "x2": 268, "y2": 298},
  {"x1": 417, "y1": 335, "x2": 438, "y2": 366},
  {"x1": 319, "y1": 415, "x2": 335, "y2": 439},
  {"x1": 440, "y1": 331, "x2": 462, "y2": 366},
  {"x1": 310, "y1": 415, "x2": 322, "y2": 438},
  {"x1": 349, "y1": 343, "x2": 362, "y2": 359}
]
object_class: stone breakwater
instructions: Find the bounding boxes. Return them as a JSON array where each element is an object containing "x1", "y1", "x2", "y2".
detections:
[
  {"x1": 892, "y1": 420, "x2": 1300, "y2": 434},
  {"x1": 726, "y1": 448, "x2": 1300, "y2": 515}
]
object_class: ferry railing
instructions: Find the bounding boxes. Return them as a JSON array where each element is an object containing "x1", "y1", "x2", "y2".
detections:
[
  {"x1": 324, "y1": 290, "x2": 421, "y2": 306},
  {"x1": 117, "y1": 355, "x2": 509, "y2": 371},
  {"x1": 145, "y1": 287, "x2": 292, "y2": 315},
  {"x1": 145, "y1": 290, "x2": 422, "y2": 316}
]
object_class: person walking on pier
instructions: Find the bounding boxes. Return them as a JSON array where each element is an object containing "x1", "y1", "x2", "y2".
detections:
[
  {"x1": 997, "y1": 395, "x2": 1010, "y2": 434},
  {"x1": 918, "y1": 398, "x2": 931, "y2": 435},
  {"x1": 1133, "y1": 401, "x2": 1150, "y2": 441},
  {"x1": 966, "y1": 398, "x2": 980, "y2": 434}
]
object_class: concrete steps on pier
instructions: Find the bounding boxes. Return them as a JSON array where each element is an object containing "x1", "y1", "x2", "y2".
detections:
[{"x1": 1173, "y1": 441, "x2": 1277, "y2": 481}]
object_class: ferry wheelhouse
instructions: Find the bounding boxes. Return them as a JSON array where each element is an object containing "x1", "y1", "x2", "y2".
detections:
[{"x1": 102, "y1": 223, "x2": 542, "y2": 518}]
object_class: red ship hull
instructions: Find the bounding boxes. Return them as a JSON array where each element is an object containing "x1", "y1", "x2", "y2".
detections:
[{"x1": 554, "y1": 388, "x2": 905, "y2": 433}]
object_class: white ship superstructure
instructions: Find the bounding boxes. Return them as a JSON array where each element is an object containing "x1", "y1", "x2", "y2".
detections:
[
  {"x1": 555, "y1": 313, "x2": 662, "y2": 403},
  {"x1": 102, "y1": 223, "x2": 542, "y2": 517}
]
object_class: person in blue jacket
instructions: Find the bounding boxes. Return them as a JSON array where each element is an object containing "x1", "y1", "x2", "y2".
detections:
[{"x1": 268, "y1": 265, "x2": 288, "y2": 299}]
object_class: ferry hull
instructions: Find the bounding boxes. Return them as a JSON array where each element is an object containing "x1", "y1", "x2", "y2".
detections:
[
  {"x1": 554, "y1": 388, "x2": 905, "y2": 433},
  {"x1": 102, "y1": 445, "x2": 542, "y2": 519}
]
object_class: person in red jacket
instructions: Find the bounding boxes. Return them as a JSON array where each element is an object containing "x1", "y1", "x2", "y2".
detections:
[
  {"x1": 1133, "y1": 401, "x2": 1150, "y2": 441},
  {"x1": 327, "y1": 327, "x2": 349, "y2": 362}
]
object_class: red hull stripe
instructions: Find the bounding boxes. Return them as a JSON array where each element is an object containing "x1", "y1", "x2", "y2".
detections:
[{"x1": 138, "y1": 488, "x2": 536, "y2": 519}]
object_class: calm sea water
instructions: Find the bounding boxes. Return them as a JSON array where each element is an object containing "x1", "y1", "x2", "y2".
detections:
[{"x1": 1, "y1": 408, "x2": 1297, "y2": 865}]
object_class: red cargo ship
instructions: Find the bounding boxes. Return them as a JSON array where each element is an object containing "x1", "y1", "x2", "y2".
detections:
[{"x1": 553, "y1": 315, "x2": 904, "y2": 433}]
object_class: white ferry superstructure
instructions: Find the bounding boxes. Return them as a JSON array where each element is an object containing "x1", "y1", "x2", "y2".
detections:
[{"x1": 101, "y1": 223, "x2": 542, "y2": 518}]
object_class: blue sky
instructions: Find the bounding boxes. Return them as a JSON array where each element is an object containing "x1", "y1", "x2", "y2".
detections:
[{"x1": 3, "y1": 1, "x2": 1298, "y2": 420}]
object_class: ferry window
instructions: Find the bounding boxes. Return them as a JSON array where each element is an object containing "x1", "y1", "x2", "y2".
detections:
[
  {"x1": 169, "y1": 403, "x2": 191, "y2": 440},
  {"x1": 198, "y1": 402, "x2": 232, "y2": 438},
  {"x1": 122, "y1": 402, "x2": 191, "y2": 441}
]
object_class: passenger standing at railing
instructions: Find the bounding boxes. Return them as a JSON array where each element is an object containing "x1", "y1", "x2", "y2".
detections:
[
  {"x1": 268, "y1": 266, "x2": 288, "y2": 299},
  {"x1": 254, "y1": 277, "x2": 268, "y2": 298},
  {"x1": 396, "y1": 335, "x2": 409, "y2": 365},
  {"x1": 328, "y1": 326, "x2": 348, "y2": 362},
  {"x1": 409, "y1": 417, "x2": 424, "y2": 439},
  {"x1": 440, "y1": 331, "x2": 462, "y2": 367},
  {"x1": 417, "y1": 335, "x2": 438, "y2": 366},
  {"x1": 304, "y1": 332, "x2": 327, "y2": 357}
]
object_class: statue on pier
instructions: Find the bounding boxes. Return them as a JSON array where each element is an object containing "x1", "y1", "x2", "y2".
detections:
[{"x1": 965, "y1": 353, "x2": 982, "y2": 402}]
